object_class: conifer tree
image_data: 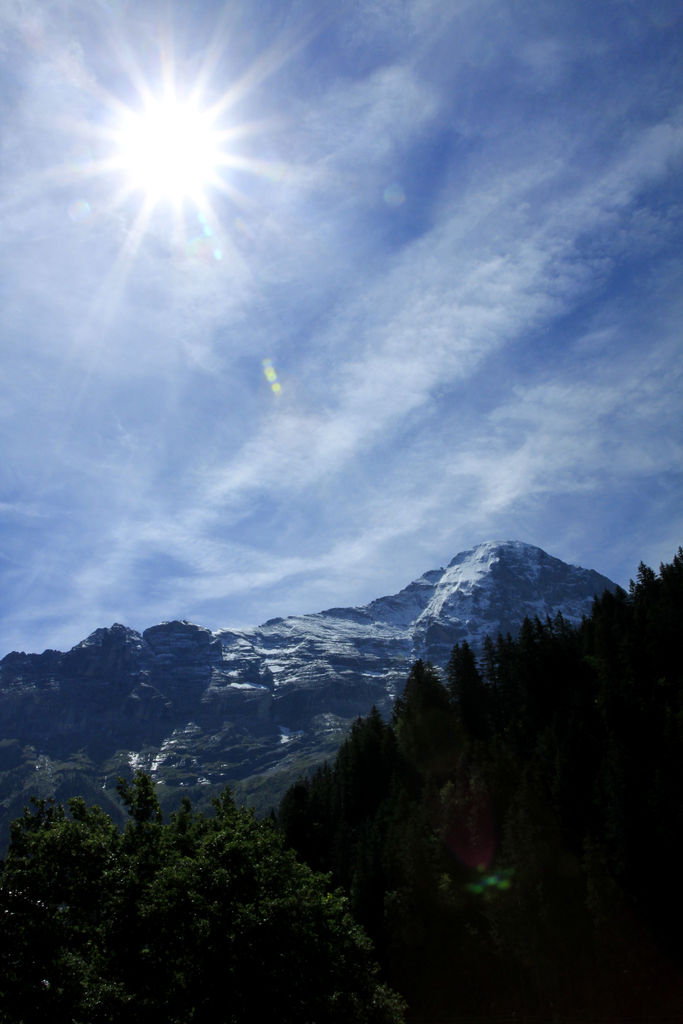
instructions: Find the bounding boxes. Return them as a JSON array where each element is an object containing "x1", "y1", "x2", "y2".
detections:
[{"x1": 446, "y1": 640, "x2": 490, "y2": 740}]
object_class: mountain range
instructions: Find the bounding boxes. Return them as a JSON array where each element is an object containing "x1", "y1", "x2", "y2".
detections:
[{"x1": 0, "y1": 540, "x2": 615, "y2": 844}]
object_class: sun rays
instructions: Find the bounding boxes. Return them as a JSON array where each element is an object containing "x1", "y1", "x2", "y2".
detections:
[{"x1": 55, "y1": 19, "x2": 297, "y2": 303}]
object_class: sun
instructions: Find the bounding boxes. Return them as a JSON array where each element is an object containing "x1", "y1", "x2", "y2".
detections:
[
  {"x1": 112, "y1": 91, "x2": 225, "y2": 208},
  {"x1": 70, "y1": 31, "x2": 292, "y2": 277}
]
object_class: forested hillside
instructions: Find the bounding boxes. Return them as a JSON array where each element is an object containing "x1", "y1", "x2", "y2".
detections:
[
  {"x1": 2, "y1": 550, "x2": 681, "y2": 1023},
  {"x1": 278, "y1": 550, "x2": 683, "y2": 1021}
]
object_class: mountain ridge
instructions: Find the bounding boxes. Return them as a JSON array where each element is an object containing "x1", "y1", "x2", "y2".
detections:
[
  {"x1": 2, "y1": 540, "x2": 612, "y2": 659},
  {"x1": 0, "y1": 540, "x2": 616, "y2": 840}
]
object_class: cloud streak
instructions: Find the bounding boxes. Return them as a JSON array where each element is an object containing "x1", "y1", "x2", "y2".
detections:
[{"x1": 1, "y1": 0, "x2": 681, "y2": 653}]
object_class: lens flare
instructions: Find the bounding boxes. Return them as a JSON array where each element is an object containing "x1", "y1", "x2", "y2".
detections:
[
  {"x1": 383, "y1": 182, "x2": 406, "y2": 207},
  {"x1": 68, "y1": 199, "x2": 91, "y2": 223},
  {"x1": 466, "y1": 867, "x2": 514, "y2": 895},
  {"x1": 262, "y1": 358, "x2": 282, "y2": 394},
  {"x1": 442, "y1": 781, "x2": 496, "y2": 870},
  {"x1": 186, "y1": 210, "x2": 224, "y2": 263}
]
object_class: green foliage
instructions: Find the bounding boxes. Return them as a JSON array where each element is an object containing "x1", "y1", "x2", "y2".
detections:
[{"x1": 0, "y1": 771, "x2": 404, "y2": 1024}]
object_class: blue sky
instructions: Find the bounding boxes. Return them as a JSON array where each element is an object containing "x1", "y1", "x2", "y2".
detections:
[{"x1": 1, "y1": 0, "x2": 682, "y2": 655}]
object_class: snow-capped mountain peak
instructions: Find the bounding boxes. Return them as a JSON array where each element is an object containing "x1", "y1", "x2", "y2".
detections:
[
  {"x1": 0, "y1": 541, "x2": 616, "y2": 831},
  {"x1": 363, "y1": 540, "x2": 584, "y2": 626}
]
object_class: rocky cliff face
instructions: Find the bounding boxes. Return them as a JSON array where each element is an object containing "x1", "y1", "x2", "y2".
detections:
[{"x1": 0, "y1": 541, "x2": 615, "y2": 837}]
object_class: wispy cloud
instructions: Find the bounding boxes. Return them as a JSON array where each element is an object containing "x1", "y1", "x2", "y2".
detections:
[{"x1": 1, "y1": 0, "x2": 681, "y2": 653}]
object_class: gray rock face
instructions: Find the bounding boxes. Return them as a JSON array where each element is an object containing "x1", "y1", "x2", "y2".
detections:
[{"x1": 0, "y1": 541, "x2": 615, "y2": 827}]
